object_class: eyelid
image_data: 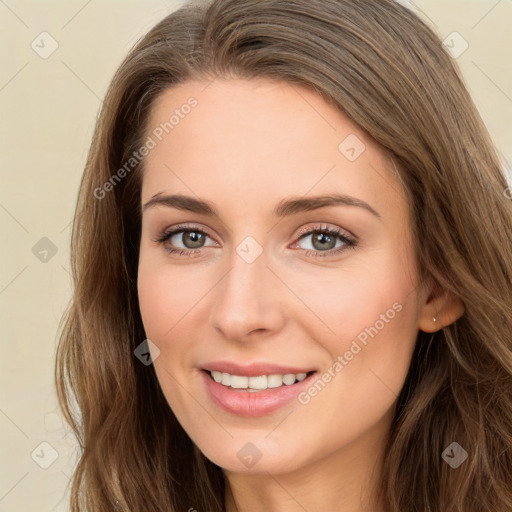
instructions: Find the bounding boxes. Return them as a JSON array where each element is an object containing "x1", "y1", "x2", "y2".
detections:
[
  {"x1": 153, "y1": 223, "x2": 216, "y2": 242},
  {"x1": 294, "y1": 223, "x2": 356, "y2": 241}
]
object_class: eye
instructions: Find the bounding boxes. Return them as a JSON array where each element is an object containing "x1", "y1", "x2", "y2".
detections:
[
  {"x1": 153, "y1": 224, "x2": 217, "y2": 256},
  {"x1": 291, "y1": 224, "x2": 357, "y2": 258},
  {"x1": 153, "y1": 223, "x2": 357, "y2": 259}
]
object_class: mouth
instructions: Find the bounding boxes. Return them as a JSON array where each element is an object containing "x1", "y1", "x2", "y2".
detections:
[
  {"x1": 200, "y1": 368, "x2": 318, "y2": 416},
  {"x1": 202, "y1": 369, "x2": 316, "y2": 392}
]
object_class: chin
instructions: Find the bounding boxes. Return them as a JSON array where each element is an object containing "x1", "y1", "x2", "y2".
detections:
[{"x1": 196, "y1": 437, "x2": 313, "y2": 475}]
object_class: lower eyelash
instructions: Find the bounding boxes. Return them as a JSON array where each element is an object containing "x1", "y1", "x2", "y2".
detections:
[{"x1": 165, "y1": 247, "x2": 201, "y2": 256}]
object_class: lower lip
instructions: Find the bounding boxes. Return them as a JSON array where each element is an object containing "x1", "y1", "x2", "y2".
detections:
[{"x1": 201, "y1": 370, "x2": 316, "y2": 417}]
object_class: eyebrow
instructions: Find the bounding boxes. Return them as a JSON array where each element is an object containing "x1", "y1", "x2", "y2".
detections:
[{"x1": 142, "y1": 192, "x2": 381, "y2": 219}]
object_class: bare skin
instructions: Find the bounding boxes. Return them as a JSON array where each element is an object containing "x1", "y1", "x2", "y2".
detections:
[{"x1": 137, "y1": 78, "x2": 464, "y2": 512}]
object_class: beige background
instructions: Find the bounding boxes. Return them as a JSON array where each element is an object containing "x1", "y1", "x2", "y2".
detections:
[{"x1": 0, "y1": 1, "x2": 510, "y2": 511}]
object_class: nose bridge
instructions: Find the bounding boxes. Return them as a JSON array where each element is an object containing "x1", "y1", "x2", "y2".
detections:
[{"x1": 209, "y1": 242, "x2": 284, "y2": 340}]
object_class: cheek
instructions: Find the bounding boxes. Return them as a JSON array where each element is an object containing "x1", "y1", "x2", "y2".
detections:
[
  {"x1": 137, "y1": 260, "x2": 207, "y2": 418},
  {"x1": 289, "y1": 250, "x2": 418, "y2": 356},
  {"x1": 137, "y1": 256, "x2": 206, "y2": 340},
  {"x1": 136, "y1": 256, "x2": 216, "y2": 405},
  {"x1": 284, "y1": 281, "x2": 418, "y2": 470},
  {"x1": 290, "y1": 245, "x2": 420, "y2": 408}
]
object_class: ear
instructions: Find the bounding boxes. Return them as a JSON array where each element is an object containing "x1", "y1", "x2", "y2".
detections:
[{"x1": 418, "y1": 278, "x2": 465, "y2": 333}]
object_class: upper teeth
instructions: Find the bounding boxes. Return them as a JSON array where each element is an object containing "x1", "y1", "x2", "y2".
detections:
[{"x1": 210, "y1": 371, "x2": 308, "y2": 390}]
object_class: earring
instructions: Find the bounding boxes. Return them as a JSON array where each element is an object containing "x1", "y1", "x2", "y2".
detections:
[{"x1": 433, "y1": 316, "x2": 437, "y2": 324}]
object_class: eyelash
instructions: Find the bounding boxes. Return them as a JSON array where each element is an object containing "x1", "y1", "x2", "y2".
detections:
[{"x1": 153, "y1": 223, "x2": 357, "y2": 259}]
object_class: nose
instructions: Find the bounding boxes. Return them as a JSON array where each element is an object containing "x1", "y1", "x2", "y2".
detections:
[{"x1": 208, "y1": 246, "x2": 286, "y2": 342}]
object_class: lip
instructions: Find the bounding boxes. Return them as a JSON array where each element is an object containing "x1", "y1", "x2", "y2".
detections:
[
  {"x1": 200, "y1": 368, "x2": 317, "y2": 417},
  {"x1": 202, "y1": 360, "x2": 315, "y2": 377}
]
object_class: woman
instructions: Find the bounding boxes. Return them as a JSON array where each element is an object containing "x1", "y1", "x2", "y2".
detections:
[{"x1": 55, "y1": 0, "x2": 512, "y2": 511}]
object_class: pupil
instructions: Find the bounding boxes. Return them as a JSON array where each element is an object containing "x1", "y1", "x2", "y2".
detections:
[{"x1": 313, "y1": 232, "x2": 335, "y2": 251}]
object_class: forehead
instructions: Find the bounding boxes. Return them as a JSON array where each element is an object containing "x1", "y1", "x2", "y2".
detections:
[{"x1": 141, "y1": 78, "x2": 404, "y2": 219}]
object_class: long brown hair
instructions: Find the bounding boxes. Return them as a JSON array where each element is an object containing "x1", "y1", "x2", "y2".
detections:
[{"x1": 55, "y1": 0, "x2": 512, "y2": 510}]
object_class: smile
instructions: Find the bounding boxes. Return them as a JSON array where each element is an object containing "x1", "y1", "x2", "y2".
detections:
[
  {"x1": 201, "y1": 369, "x2": 317, "y2": 416},
  {"x1": 208, "y1": 370, "x2": 310, "y2": 391}
]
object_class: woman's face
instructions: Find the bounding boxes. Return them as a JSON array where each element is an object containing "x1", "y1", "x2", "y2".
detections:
[{"x1": 137, "y1": 78, "x2": 427, "y2": 474}]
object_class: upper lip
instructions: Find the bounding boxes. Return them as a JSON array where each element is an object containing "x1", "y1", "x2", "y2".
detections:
[{"x1": 202, "y1": 361, "x2": 315, "y2": 377}]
